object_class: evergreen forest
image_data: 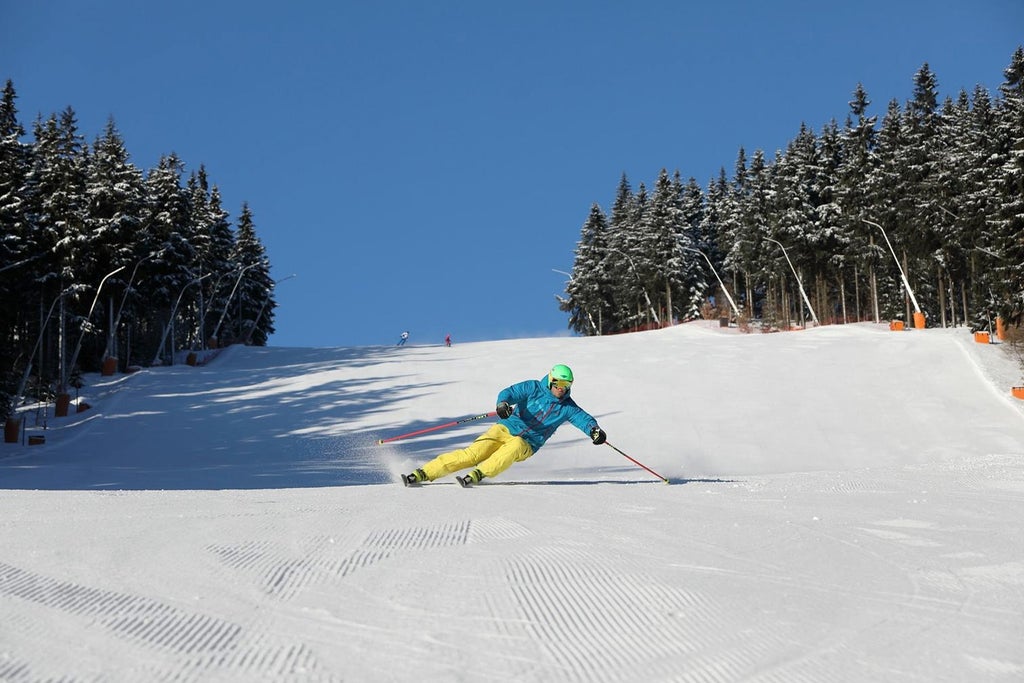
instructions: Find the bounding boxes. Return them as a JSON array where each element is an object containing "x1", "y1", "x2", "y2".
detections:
[
  {"x1": 560, "y1": 47, "x2": 1024, "y2": 339},
  {"x1": 0, "y1": 80, "x2": 276, "y2": 420},
  {"x1": 4, "y1": 47, "x2": 1024, "y2": 422}
]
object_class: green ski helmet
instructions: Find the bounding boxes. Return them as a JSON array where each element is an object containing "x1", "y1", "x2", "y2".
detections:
[{"x1": 548, "y1": 364, "x2": 574, "y2": 389}]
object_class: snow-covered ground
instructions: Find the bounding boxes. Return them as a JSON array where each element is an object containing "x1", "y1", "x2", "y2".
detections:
[{"x1": 2, "y1": 321, "x2": 1023, "y2": 682}]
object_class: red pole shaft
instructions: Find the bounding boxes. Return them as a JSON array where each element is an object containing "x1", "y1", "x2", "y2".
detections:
[
  {"x1": 377, "y1": 411, "x2": 497, "y2": 444},
  {"x1": 605, "y1": 442, "x2": 670, "y2": 483}
]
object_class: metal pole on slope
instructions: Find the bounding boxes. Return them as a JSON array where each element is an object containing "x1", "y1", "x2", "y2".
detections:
[
  {"x1": 766, "y1": 238, "x2": 819, "y2": 326},
  {"x1": 553, "y1": 268, "x2": 599, "y2": 335},
  {"x1": 863, "y1": 219, "x2": 924, "y2": 327},
  {"x1": 153, "y1": 273, "x2": 212, "y2": 366},
  {"x1": 63, "y1": 265, "x2": 126, "y2": 392},
  {"x1": 608, "y1": 248, "x2": 661, "y2": 327},
  {"x1": 604, "y1": 442, "x2": 670, "y2": 484},
  {"x1": 210, "y1": 262, "x2": 261, "y2": 346},
  {"x1": 245, "y1": 274, "x2": 296, "y2": 344},
  {"x1": 682, "y1": 247, "x2": 741, "y2": 319},
  {"x1": 102, "y1": 250, "x2": 162, "y2": 361}
]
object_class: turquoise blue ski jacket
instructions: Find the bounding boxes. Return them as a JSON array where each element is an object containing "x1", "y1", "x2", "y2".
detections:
[{"x1": 496, "y1": 376, "x2": 599, "y2": 452}]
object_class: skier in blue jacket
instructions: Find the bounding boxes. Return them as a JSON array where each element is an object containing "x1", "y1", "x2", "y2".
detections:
[{"x1": 402, "y1": 364, "x2": 606, "y2": 487}]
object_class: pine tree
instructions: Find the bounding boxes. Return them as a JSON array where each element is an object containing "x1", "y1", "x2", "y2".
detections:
[
  {"x1": 837, "y1": 83, "x2": 881, "y2": 323},
  {"x1": 863, "y1": 99, "x2": 909, "y2": 320},
  {"x1": 226, "y1": 203, "x2": 274, "y2": 346},
  {"x1": 701, "y1": 168, "x2": 742, "y2": 317},
  {"x1": 768, "y1": 124, "x2": 820, "y2": 326},
  {"x1": 812, "y1": 120, "x2": 845, "y2": 323},
  {"x1": 720, "y1": 147, "x2": 755, "y2": 317},
  {"x1": 899, "y1": 64, "x2": 943, "y2": 322},
  {"x1": 726, "y1": 149, "x2": 772, "y2": 317},
  {"x1": 0, "y1": 80, "x2": 30, "y2": 269},
  {"x1": 991, "y1": 47, "x2": 1024, "y2": 324},
  {"x1": 0, "y1": 80, "x2": 32, "y2": 417},
  {"x1": 676, "y1": 173, "x2": 708, "y2": 320},
  {"x1": 561, "y1": 203, "x2": 609, "y2": 335},
  {"x1": 958, "y1": 85, "x2": 1001, "y2": 330},
  {"x1": 604, "y1": 173, "x2": 638, "y2": 331},
  {"x1": 933, "y1": 89, "x2": 990, "y2": 328},
  {"x1": 86, "y1": 118, "x2": 148, "y2": 364},
  {"x1": 143, "y1": 153, "x2": 197, "y2": 362},
  {"x1": 25, "y1": 108, "x2": 91, "y2": 390},
  {"x1": 642, "y1": 169, "x2": 685, "y2": 323},
  {"x1": 610, "y1": 182, "x2": 655, "y2": 329}
]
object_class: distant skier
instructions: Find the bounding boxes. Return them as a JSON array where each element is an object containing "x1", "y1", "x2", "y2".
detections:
[
  {"x1": 445, "y1": 334, "x2": 451, "y2": 347},
  {"x1": 402, "y1": 364, "x2": 606, "y2": 487},
  {"x1": 397, "y1": 331, "x2": 409, "y2": 346}
]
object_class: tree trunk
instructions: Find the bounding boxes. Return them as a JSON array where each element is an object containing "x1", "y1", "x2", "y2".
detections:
[
  {"x1": 961, "y1": 284, "x2": 969, "y2": 326},
  {"x1": 937, "y1": 265, "x2": 947, "y2": 328},
  {"x1": 665, "y1": 281, "x2": 672, "y2": 326},
  {"x1": 855, "y1": 265, "x2": 862, "y2": 322},
  {"x1": 839, "y1": 273, "x2": 848, "y2": 324}
]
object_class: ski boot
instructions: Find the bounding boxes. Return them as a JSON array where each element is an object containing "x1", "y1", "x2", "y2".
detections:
[
  {"x1": 456, "y1": 469, "x2": 484, "y2": 488},
  {"x1": 402, "y1": 469, "x2": 427, "y2": 487}
]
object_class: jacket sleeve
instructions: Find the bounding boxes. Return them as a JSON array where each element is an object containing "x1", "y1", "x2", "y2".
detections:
[
  {"x1": 497, "y1": 380, "x2": 534, "y2": 406},
  {"x1": 568, "y1": 402, "x2": 599, "y2": 435}
]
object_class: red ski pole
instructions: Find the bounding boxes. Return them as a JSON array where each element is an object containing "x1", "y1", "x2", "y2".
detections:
[
  {"x1": 377, "y1": 411, "x2": 497, "y2": 444},
  {"x1": 605, "y1": 441, "x2": 670, "y2": 484}
]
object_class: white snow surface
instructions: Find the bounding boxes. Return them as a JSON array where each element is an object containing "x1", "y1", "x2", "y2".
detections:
[{"x1": 2, "y1": 321, "x2": 1024, "y2": 682}]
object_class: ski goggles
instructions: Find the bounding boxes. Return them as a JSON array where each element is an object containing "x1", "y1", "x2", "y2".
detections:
[{"x1": 550, "y1": 378, "x2": 572, "y2": 390}]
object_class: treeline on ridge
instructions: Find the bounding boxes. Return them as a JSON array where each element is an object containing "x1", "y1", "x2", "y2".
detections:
[
  {"x1": 560, "y1": 47, "x2": 1024, "y2": 338},
  {"x1": 0, "y1": 80, "x2": 276, "y2": 420}
]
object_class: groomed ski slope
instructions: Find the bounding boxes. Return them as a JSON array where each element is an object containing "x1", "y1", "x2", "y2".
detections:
[{"x1": 1, "y1": 322, "x2": 1023, "y2": 682}]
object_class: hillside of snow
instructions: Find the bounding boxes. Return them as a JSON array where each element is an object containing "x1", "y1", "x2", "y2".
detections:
[{"x1": 1, "y1": 322, "x2": 1023, "y2": 682}]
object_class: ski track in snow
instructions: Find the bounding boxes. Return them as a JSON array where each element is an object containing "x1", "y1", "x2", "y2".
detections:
[{"x1": 0, "y1": 323, "x2": 1023, "y2": 681}]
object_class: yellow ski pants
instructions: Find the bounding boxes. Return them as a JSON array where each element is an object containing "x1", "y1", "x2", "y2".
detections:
[{"x1": 422, "y1": 424, "x2": 533, "y2": 481}]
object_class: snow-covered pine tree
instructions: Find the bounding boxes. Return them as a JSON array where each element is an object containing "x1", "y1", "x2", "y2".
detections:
[
  {"x1": 991, "y1": 47, "x2": 1024, "y2": 325},
  {"x1": 676, "y1": 173, "x2": 708, "y2": 320},
  {"x1": 87, "y1": 119, "x2": 148, "y2": 365},
  {"x1": 897, "y1": 64, "x2": 943, "y2": 323},
  {"x1": 0, "y1": 80, "x2": 33, "y2": 417},
  {"x1": 228, "y1": 203, "x2": 275, "y2": 346},
  {"x1": 641, "y1": 169, "x2": 686, "y2": 323},
  {"x1": 718, "y1": 150, "x2": 751, "y2": 315},
  {"x1": 837, "y1": 83, "x2": 881, "y2": 323},
  {"x1": 814, "y1": 119, "x2": 845, "y2": 323},
  {"x1": 726, "y1": 149, "x2": 772, "y2": 319},
  {"x1": 604, "y1": 174, "x2": 645, "y2": 331},
  {"x1": 613, "y1": 181, "x2": 655, "y2": 329},
  {"x1": 199, "y1": 186, "x2": 238, "y2": 345},
  {"x1": 863, "y1": 99, "x2": 909, "y2": 320},
  {"x1": 0, "y1": 80, "x2": 30, "y2": 272},
  {"x1": 143, "y1": 153, "x2": 197, "y2": 363},
  {"x1": 701, "y1": 168, "x2": 742, "y2": 316},
  {"x1": 561, "y1": 203, "x2": 608, "y2": 335},
  {"x1": 26, "y1": 108, "x2": 90, "y2": 389},
  {"x1": 932, "y1": 89, "x2": 988, "y2": 328}
]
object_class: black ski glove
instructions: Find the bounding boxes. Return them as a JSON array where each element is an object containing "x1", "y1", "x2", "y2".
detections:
[
  {"x1": 496, "y1": 401, "x2": 514, "y2": 419},
  {"x1": 590, "y1": 427, "x2": 607, "y2": 445}
]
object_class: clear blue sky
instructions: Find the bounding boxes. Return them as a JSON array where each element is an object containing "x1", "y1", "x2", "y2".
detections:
[{"x1": 4, "y1": 1, "x2": 1022, "y2": 348}]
